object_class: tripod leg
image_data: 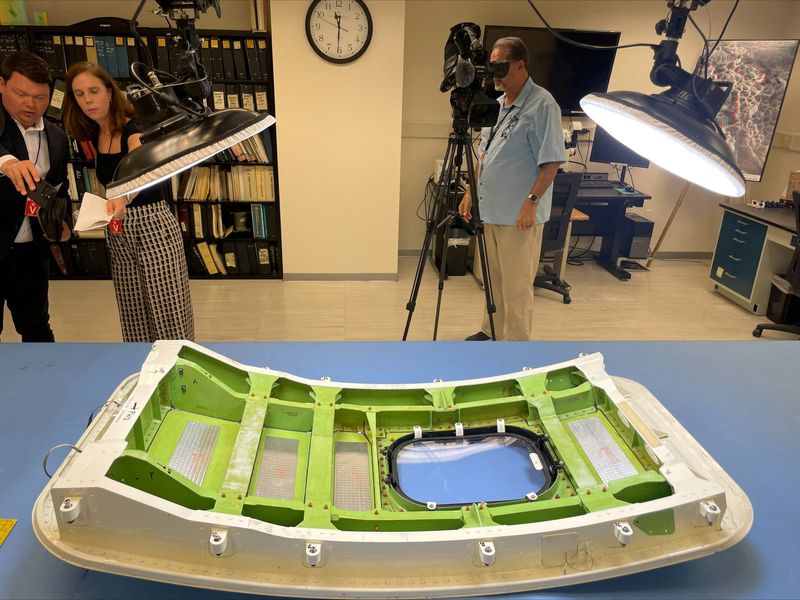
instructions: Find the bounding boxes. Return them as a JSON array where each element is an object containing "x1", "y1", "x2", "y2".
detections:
[
  {"x1": 464, "y1": 144, "x2": 497, "y2": 340},
  {"x1": 403, "y1": 136, "x2": 458, "y2": 340}
]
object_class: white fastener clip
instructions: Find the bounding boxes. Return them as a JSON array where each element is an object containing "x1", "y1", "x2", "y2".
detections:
[
  {"x1": 209, "y1": 529, "x2": 228, "y2": 556},
  {"x1": 426, "y1": 501, "x2": 437, "y2": 510},
  {"x1": 455, "y1": 422, "x2": 464, "y2": 437},
  {"x1": 700, "y1": 500, "x2": 721, "y2": 525},
  {"x1": 525, "y1": 492, "x2": 538, "y2": 502},
  {"x1": 305, "y1": 543, "x2": 322, "y2": 567},
  {"x1": 478, "y1": 541, "x2": 496, "y2": 566},
  {"x1": 529, "y1": 453, "x2": 543, "y2": 471},
  {"x1": 496, "y1": 418, "x2": 506, "y2": 433},
  {"x1": 614, "y1": 521, "x2": 633, "y2": 546},
  {"x1": 59, "y1": 497, "x2": 81, "y2": 523},
  {"x1": 413, "y1": 425, "x2": 422, "y2": 439}
]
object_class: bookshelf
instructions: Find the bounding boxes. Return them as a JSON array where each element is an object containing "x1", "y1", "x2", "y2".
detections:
[{"x1": 0, "y1": 17, "x2": 281, "y2": 280}]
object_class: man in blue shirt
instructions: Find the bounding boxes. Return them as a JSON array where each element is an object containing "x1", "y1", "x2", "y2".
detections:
[{"x1": 459, "y1": 37, "x2": 565, "y2": 340}]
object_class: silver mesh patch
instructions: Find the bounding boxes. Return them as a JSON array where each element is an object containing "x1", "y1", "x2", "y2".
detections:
[
  {"x1": 334, "y1": 441, "x2": 372, "y2": 512},
  {"x1": 168, "y1": 420, "x2": 220, "y2": 486},
  {"x1": 255, "y1": 436, "x2": 299, "y2": 500}
]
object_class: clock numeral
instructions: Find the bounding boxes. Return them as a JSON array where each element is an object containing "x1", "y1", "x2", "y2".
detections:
[
  {"x1": 358, "y1": 24, "x2": 363, "y2": 31},
  {"x1": 314, "y1": 23, "x2": 321, "y2": 30},
  {"x1": 347, "y1": 43, "x2": 353, "y2": 51},
  {"x1": 316, "y1": 10, "x2": 324, "y2": 18},
  {"x1": 355, "y1": 13, "x2": 360, "y2": 19},
  {"x1": 335, "y1": 0, "x2": 342, "y2": 6},
  {"x1": 327, "y1": 43, "x2": 331, "y2": 51},
  {"x1": 324, "y1": 2, "x2": 331, "y2": 9},
  {"x1": 318, "y1": 35, "x2": 324, "y2": 42}
]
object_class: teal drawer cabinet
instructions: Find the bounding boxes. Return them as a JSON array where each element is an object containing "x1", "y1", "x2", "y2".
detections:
[{"x1": 710, "y1": 206, "x2": 796, "y2": 315}]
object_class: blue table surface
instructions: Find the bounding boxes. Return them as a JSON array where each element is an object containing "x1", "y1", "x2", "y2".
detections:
[{"x1": 0, "y1": 341, "x2": 798, "y2": 600}]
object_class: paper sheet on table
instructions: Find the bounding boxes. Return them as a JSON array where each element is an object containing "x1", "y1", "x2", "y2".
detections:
[{"x1": 73, "y1": 192, "x2": 112, "y2": 231}]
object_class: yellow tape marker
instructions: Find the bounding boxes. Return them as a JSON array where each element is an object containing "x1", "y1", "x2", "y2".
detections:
[{"x1": 0, "y1": 519, "x2": 17, "y2": 546}]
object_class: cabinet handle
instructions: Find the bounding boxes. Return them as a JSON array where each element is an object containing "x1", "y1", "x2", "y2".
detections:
[
  {"x1": 735, "y1": 220, "x2": 750, "y2": 226},
  {"x1": 732, "y1": 237, "x2": 746, "y2": 244},
  {"x1": 728, "y1": 255, "x2": 741, "y2": 262},
  {"x1": 723, "y1": 272, "x2": 737, "y2": 279},
  {"x1": 734, "y1": 228, "x2": 748, "y2": 235}
]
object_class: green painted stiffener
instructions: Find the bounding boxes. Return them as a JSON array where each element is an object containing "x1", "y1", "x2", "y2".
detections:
[{"x1": 106, "y1": 347, "x2": 673, "y2": 533}]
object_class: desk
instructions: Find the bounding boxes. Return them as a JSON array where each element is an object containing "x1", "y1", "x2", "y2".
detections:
[
  {"x1": 574, "y1": 185, "x2": 651, "y2": 280},
  {"x1": 552, "y1": 208, "x2": 589, "y2": 278},
  {"x1": 1, "y1": 341, "x2": 798, "y2": 600},
  {"x1": 710, "y1": 203, "x2": 797, "y2": 315}
]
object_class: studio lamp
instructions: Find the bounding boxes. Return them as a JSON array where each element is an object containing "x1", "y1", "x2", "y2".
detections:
[
  {"x1": 579, "y1": 0, "x2": 746, "y2": 197},
  {"x1": 106, "y1": 0, "x2": 275, "y2": 199}
]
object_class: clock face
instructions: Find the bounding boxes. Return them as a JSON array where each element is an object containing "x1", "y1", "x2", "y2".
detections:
[{"x1": 305, "y1": 0, "x2": 373, "y2": 64}]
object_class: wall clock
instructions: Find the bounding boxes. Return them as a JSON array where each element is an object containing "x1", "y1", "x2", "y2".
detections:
[{"x1": 305, "y1": 0, "x2": 373, "y2": 64}]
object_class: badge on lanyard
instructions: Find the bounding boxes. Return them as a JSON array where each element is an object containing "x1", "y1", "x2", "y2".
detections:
[
  {"x1": 109, "y1": 219, "x2": 123, "y2": 235},
  {"x1": 24, "y1": 198, "x2": 41, "y2": 217}
]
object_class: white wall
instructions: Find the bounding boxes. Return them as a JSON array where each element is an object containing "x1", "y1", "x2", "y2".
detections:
[
  {"x1": 400, "y1": 0, "x2": 800, "y2": 254},
  {"x1": 270, "y1": 0, "x2": 405, "y2": 278}
]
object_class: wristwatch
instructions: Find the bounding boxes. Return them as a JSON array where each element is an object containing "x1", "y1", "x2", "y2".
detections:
[{"x1": 527, "y1": 193, "x2": 539, "y2": 204}]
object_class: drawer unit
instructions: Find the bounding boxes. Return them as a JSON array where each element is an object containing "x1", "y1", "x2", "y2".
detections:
[{"x1": 711, "y1": 211, "x2": 767, "y2": 300}]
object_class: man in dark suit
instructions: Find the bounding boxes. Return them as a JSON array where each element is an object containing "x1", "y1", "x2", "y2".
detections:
[{"x1": 0, "y1": 51, "x2": 69, "y2": 342}]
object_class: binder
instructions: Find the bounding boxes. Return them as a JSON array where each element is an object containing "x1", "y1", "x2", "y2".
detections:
[
  {"x1": 221, "y1": 241, "x2": 239, "y2": 275},
  {"x1": 240, "y1": 83, "x2": 255, "y2": 111},
  {"x1": 114, "y1": 36, "x2": 129, "y2": 79},
  {"x1": 187, "y1": 243, "x2": 207, "y2": 274},
  {"x1": 199, "y1": 38, "x2": 213, "y2": 79},
  {"x1": 244, "y1": 38, "x2": 261, "y2": 80},
  {"x1": 196, "y1": 241, "x2": 219, "y2": 275},
  {"x1": 63, "y1": 35, "x2": 77, "y2": 68},
  {"x1": 254, "y1": 241, "x2": 271, "y2": 274},
  {"x1": 126, "y1": 37, "x2": 139, "y2": 70},
  {"x1": 192, "y1": 204, "x2": 204, "y2": 238},
  {"x1": 254, "y1": 84, "x2": 268, "y2": 112},
  {"x1": 52, "y1": 35, "x2": 67, "y2": 78},
  {"x1": 209, "y1": 37, "x2": 224, "y2": 80},
  {"x1": 211, "y1": 83, "x2": 226, "y2": 110},
  {"x1": 73, "y1": 34, "x2": 87, "y2": 63},
  {"x1": 84, "y1": 36, "x2": 98, "y2": 65},
  {"x1": 155, "y1": 35, "x2": 171, "y2": 73},
  {"x1": 256, "y1": 38, "x2": 269, "y2": 80},
  {"x1": 232, "y1": 39, "x2": 248, "y2": 79},
  {"x1": 177, "y1": 204, "x2": 191, "y2": 239},
  {"x1": 236, "y1": 242, "x2": 253, "y2": 275},
  {"x1": 46, "y1": 79, "x2": 66, "y2": 121},
  {"x1": 225, "y1": 84, "x2": 241, "y2": 109},
  {"x1": 221, "y1": 38, "x2": 236, "y2": 80}
]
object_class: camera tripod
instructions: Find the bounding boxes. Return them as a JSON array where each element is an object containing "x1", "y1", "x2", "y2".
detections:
[{"x1": 402, "y1": 122, "x2": 497, "y2": 341}]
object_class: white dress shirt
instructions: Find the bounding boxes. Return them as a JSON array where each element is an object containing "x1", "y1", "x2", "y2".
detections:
[{"x1": 0, "y1": 116, "x2": 51, "y2": 243}]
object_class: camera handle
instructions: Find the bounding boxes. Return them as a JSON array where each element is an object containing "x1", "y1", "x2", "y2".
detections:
[{"x1": 402, "y1": 126, "x2": 497, "y2": 341}]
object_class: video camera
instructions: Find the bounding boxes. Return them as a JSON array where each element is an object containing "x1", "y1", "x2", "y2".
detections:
[{"x1": 440, "y1": 22, "x2": 509, "y2": 128}]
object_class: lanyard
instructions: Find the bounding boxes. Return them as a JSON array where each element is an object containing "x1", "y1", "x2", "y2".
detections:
[{"x1": 483, "y1": 105, "x2": 517, "y2": 155}]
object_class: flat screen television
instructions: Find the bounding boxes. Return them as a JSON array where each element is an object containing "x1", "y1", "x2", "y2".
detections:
[{"x1": 483, "y1": 26, "x2": 621, "y2": 115}]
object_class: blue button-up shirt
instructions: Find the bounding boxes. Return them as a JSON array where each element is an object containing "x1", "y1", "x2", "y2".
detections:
[{"x1": 477, "y1": 78, "x2": 566, "y2": 225}]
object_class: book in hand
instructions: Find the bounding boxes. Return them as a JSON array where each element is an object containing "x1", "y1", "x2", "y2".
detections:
[{"x1": 73, "y1": 192, "x2": 114, "y2": 232}]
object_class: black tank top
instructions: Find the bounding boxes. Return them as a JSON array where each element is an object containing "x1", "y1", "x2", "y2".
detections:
[{"x1": 94, "y1": 120, "x2": 166, "y2": 207}]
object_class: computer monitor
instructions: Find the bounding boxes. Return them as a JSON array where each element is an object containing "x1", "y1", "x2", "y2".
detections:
[
  {"x1": 483, "y1": 26, "x2": 620, "y2": 115},
  {"x1": 589, "y1": 125, "x2": 651, "y2": 170}
]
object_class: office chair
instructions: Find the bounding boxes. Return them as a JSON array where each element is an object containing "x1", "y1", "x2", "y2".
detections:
[
  {"x1": 753, "y1": 191, "x2": 800, "y2": 338},
  {"x1": 534, "y1": 172, "x2": 582, "y2": 304}
]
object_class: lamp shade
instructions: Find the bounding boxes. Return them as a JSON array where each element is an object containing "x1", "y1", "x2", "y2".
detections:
[
  {"x1": 580, "y1": 91, "x2": 746, "y2": 197},
  {"x1": 106, "y1": 109, "x2": 276, "y2": 199}
]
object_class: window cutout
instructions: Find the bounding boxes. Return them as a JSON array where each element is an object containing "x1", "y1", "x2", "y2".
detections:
[{"x1": 388, "y1": 427, "x2": 554, "y2": 507}]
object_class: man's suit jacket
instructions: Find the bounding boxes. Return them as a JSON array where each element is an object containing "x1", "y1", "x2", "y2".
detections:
[{"x1": 0, "y1": 99, "x2": 69, "y2": 261}]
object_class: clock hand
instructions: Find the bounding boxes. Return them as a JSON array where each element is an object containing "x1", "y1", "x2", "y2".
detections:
[
  {"x1": 335, "y1": 12, "x2": 341, "y2": 52},
  {"x1": 319, "y1": 18, "x2": 348, "y2": 31}
]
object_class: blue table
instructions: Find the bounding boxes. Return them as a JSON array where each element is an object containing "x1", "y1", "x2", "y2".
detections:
[{"x1": 1, "y1": 341, "x2": 798, "y2": 600}]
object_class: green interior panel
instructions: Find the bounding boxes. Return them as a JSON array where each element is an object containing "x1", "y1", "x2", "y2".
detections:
[{"x1": 106, "y1": 352, "x2": 674, "y2": 532}]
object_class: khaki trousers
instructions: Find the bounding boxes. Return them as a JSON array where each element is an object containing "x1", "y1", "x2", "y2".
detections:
[{"x1": 480, "y1": 222, "x2": 544, "y2": 341}]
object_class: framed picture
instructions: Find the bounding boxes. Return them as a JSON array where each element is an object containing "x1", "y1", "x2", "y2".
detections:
[{"x1": 703, "y1": 39, "x2": 799, "y2": 182}]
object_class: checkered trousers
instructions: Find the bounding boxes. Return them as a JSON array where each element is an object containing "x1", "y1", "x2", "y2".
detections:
[{"x1": 106, "y1": 201, "x2": 195, "y2": 342}]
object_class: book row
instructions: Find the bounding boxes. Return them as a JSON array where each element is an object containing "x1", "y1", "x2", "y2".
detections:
[
  {"x1": 1, "y1": 31, "x2": 271, "y2": 83},
  {"x1": 174, "y1": 164, "x2": 275, "y2": 202},
  {"x1": 187, "y1": 240, "x2": 279, "y2": 277},
  {"x1": 176, "y1": 202, "x2": 277, "y2": 241}
]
